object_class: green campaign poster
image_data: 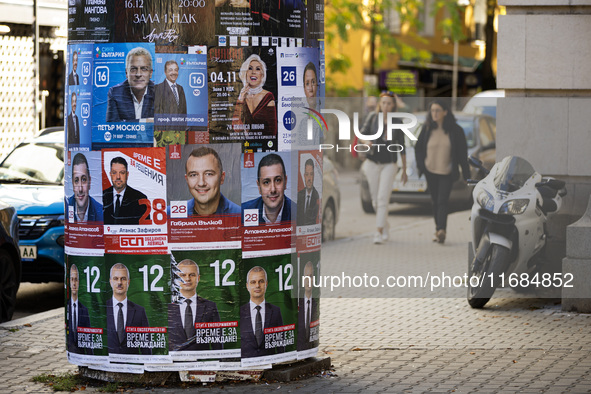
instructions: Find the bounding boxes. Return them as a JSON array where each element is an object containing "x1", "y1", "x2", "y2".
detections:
[
  {"x1": 169, "y1": 249, "x2": 242, "y2": 361},
  {"x1": 66, "y1": 255, "x2": 108, "y2": 365},
  {"x1": 240, "y1": 253, "x2": 298, "y2": 367},
  {"x1": 105, "y1": 254, "x2": 171, "y2": 364},
  {"x1": 297, "y1": 251, "x2": 320, "y2": 359}
]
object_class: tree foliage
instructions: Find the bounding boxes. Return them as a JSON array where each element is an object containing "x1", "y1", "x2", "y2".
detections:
[{"x1": 325, "y1": 0, "x2": 466, "y2": 80}]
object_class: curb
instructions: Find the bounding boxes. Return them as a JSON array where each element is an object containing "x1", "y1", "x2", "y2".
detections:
[{"x1": 0, "y1": 307, "x2": 63, "y2": 329}]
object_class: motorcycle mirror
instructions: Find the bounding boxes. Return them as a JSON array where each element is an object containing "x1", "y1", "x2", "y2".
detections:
[{"x1": 468, "y1": 156, "x2": 483, "y2": 168}]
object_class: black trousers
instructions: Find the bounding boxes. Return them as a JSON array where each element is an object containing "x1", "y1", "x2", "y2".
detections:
[{"x1": 425, "y1": 171, "x2": 454, "y2": 231}]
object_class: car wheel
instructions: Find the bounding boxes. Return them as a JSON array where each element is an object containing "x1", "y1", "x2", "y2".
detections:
[
  {"x1": 0, "y1": 249, "x2": 19, "y2": 323},
  {"x1": 322, "y1": 200, "x2": 336, "y2": 242}
]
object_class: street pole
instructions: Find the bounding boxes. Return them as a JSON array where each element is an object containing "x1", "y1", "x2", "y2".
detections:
[
  {"x1": 33, "y1": 0, "x2": 39, "y2": 132},
  {"x1": 452, "y1": 39, "x2": 458, "y2": 111}
]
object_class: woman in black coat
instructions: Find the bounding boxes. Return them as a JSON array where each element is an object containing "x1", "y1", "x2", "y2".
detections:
[{"x1": 415, "y1": 99, "x2": 470, "y2": 244}]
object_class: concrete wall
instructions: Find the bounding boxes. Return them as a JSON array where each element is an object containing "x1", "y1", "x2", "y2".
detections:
[{"x1": 497, "y1": 0, "x2": 591, "y2": 272}]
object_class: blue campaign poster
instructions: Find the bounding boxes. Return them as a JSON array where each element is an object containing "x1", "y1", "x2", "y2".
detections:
[
  {"x1": 153, "y1": 53, "x2": 208, "y2": 130},
  {"x1": 91, "y1": 43, "x2": 156, "y2": 148},
  {"x1": 66, "y1": 44, "x2": 94, "y2": 151}
]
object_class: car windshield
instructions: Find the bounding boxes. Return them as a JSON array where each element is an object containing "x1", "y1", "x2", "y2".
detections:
[
  {"x1": 492, "y1": 156, "x2": 535, "y2": 193},
  {"x1": 0, "y1": 142, "x2": 64, "y2": 184}
]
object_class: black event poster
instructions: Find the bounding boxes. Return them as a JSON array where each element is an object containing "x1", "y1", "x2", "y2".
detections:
[
  {"x1": 68, "y1": 0, "x2": 114, "y2": 42},
  {"x1": 113, "y1": 0, "x2": 215, "y2": 46},
  {"x1": 215, "y1": 0, "x2": 304, "y2": 39},
  {"x1": 208, "y1": 46, "x2": 278, "y2": 151}
]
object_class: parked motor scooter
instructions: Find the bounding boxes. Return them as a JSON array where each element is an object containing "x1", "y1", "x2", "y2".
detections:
[{"x1": 466, "y1": 156, "x2": 567, "y2": 308}]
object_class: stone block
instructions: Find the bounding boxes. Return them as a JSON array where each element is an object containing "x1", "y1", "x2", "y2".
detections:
[
  {"x1": 562, "y1": 258, "x2": 591, "y2": 312},
  {"x1": 497, "y1": 15, "x2": 525, "y2": 89},
  {"x1": 565, "y1": 195, "x2": 591, "y2": 259},
  {"x1": 496, "y1": 97, "x2": 568, "y2": 175},
  {"x1": 568, "y1": 99, "x2": 591, "y2": 177}
]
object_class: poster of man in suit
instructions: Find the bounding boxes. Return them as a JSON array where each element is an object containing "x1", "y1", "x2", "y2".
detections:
[
  {"x1": 168, "y1": 249, "x2": 242, "y2": 360},
  {"x1": 102, "y1": 148, "x2": 168, "y2": 254},
  {"x1": 240, "y1": 254, "x2": 297, "y2": 367},
  {"x1": 297, "y1": 252, "x2": 320, "y2": 358},
  {"x1": 153, "y1": 54, "x2": 208, "y2": 131},
  {"x1": 105, "y1": 255, "x2": 171, "y2": 364},
  {"x1": 65, "y1": 256, "x2": 108, "y2": 366},
  {"x1": 91, "y1": 43, "x2": 155, "y2": 148}
]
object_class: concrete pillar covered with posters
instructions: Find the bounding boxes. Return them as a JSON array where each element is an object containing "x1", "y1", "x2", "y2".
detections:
[{"x1": 64, "y1": 0, "x2": 327, "y2": 380}]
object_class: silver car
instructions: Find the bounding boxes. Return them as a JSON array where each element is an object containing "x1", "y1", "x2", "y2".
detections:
[
  {"x1": 360, "y1": 112, "x2": 496, "y2": 213},
  {"x1": 322, "y1": 156, "x2": 341, "y2": 241}
]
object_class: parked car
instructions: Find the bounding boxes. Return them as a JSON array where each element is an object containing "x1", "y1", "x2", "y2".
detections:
[
  {"x1": 0, "y1": 200, "x2": 21, "y2": 322},
  {"x1": 0, "y1": 127, "x2": 65, "y2": 283},
  {"x1": 360, "y1": 112, "x2": 496, "y2": 213},
  {"x1": 462, "y1": 89, "x2": 504, "y2": 118},
  {"x1": 322, "y1": 156, "x2": 340, "y2": 241}
]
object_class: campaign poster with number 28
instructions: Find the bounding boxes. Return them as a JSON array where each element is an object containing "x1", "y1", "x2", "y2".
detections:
[{"x1": 102, "y1": 147, "x2": 168, "y2": 254}]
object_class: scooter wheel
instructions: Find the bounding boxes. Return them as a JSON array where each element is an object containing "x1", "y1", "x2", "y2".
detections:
[{"x1": 467, "y1": 236, "x2": 510, "y2": 308}]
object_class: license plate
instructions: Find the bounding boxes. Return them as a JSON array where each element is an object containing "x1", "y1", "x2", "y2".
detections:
[
  {"x1": 19, "y1": 245, "x2": 37, "y2": 261},
  {"x1": 393, "y1": 180, "x2": 427, "y2": 192}
]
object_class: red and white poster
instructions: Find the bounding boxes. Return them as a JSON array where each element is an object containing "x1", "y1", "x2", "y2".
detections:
[
  {"x1": 65, "y1": 151, "x2": 105, "y2": 256},
  {"x1": 166, "y1": 144, "x2": 242, "y2": 250},
  {"x1": 241, "y1": 151, "x2": 295, "y2": 258},
  {"x1": 102, "y1": 148, "x2": 168, "y2": 254}
]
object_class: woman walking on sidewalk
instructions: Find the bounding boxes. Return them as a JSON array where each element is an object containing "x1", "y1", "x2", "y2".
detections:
[
  {"x1": 415, "y1": 99, "x2": 470, "y2": 244},
  {"x1": 360, "y1": 91, "x2": 407, "y2": 244}
]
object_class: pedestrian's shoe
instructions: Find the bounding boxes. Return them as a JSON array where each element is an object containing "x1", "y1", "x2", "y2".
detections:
[
  {"x1": 381, "y1": 227, "x2": 390, "y2": 242},
  {"x1": 432, "y1": 232, "x2": 438, "y2": 242},
  {"x1": 436, "y1": 229, "x2": 446, "y2": 244},
  {"x1": 373, "y1": 232, "x2": 383, "y2": 244}
]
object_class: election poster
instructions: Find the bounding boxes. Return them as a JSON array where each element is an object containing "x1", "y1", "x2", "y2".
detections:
[
  {"x1": 66, "y1": 44, "x2": 94, "y2": 151},
  {"x1": 105, "y1": 254, "x2": 172, "y2": 364},
  {"x1": 153, "y1": 52, "x2": 208, "y2": 130},
  {"x1": 112, "y1": 0, "x2": 215, "y2": 47},
  {"x1": 296, "y1": 251, "x2": 320, "y2": 359},
  {"x1": 208, "y1": 46, "x2": 278, "y2": 152},
  {"x1": 66, "y1": 255, "x2": 108, "y2": 365},
  {"x1": 215, "y1": 0, "x2": 304, "y2": 40},
  {"x1": 101, "y1": 148, "x2": 168, "y2": 254},
  {"x1": 168, "y1": 249, "x2": 242, "y2": 361},
  {"x1": 241, "y1": 151, "x2": 296, "y2": 258},
  {"x1": 295, "y1": 150, "x2": 322, "y2": 252},
  {"x1": 167, "y1": 144, "x2": 242, "y2": 250},
  {"x1": 68, "y1": 0, "x2": 114, "y2": 42},
  {"x1": 240, "y1": 254, "x2": 298, "y2": 367},
  {"x1": 276, "y1": 47, "x2": 323, "y2": 151},
  {"x1": 65, "y1": 151, "x2": 105, "y2": 255},
  {"x1": 91, "y1": 43, "x2": 156, "y2": 148}
]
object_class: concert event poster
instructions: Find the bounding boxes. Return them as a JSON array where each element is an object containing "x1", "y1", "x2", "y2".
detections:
[
  {"x1": 241, "y1": 151, "x2": 295, "y2": 258},
  {"x1": 305, "y1": 0, "x2": 324, "y2": 45},
  {"x1": 66, "y1": 255, "x2": 108, "y2": 365},
  {"x1": 65, "y1": 151, "x2": 105, "y2": 256},
  {"x1": 104, "y1": 254, "x2": 171, "y2": 364},
  {"x1": 215, "y1": 0, "x2": 304, "y2": 40},
  {"x1": 239, "y1": 254, "x2": 297, "y2": 367},
  {"x1": 295, "y1": 150, "x2": 322, "y2": 251},
  {"x1": 101, "y1": 148, "x2": 168, "y2": 254},
  {"x1": 91, "y1": 43, "x2": 155, "y2": 148},
  {"x1": 153, "y1": 53, "x2": 208, "y2": 130},
  {"x1": 113, "y1": 0, "x2": 215, "y2": 47},
  {"x1": 166, "y1": 249, "x2": 242, "y2": 363},
  {"x1": 68, "y1": 0, "x2": 114, "y2": 42},
  {"x1": 208, "y1": 46, "x2": 278, "y2": 152},
  {"x1": 276, "y1": 47, "x2": 323, "y2": 151},
  {"x1": 166, "y1": 144, "x2": 242, "y2": 250},
  {"x1": 296, "y1": 251, "x2": 320, "y2": 359}
]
